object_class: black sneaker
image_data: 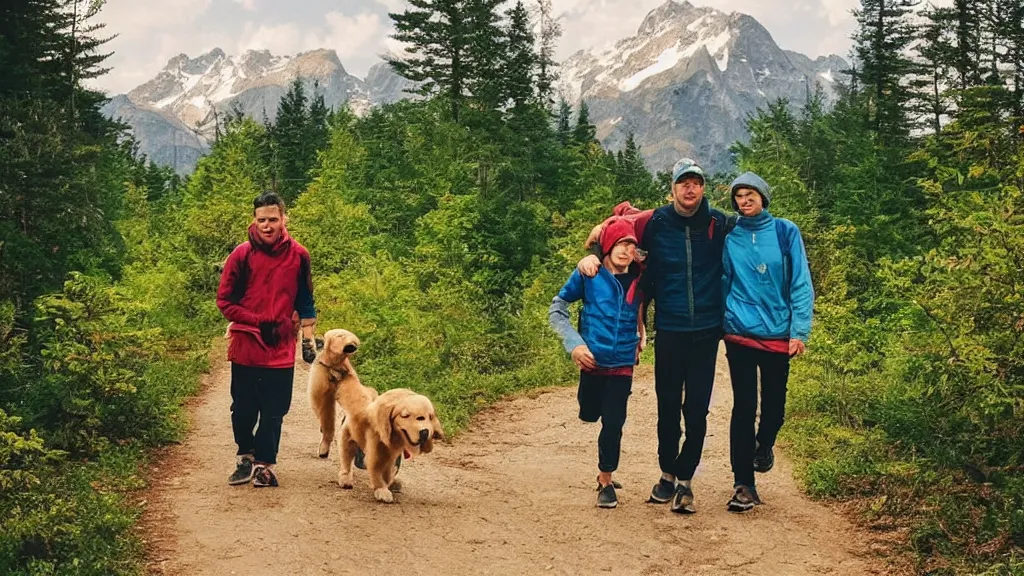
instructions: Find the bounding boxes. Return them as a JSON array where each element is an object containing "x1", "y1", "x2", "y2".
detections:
[
  {"x1": 227, "y1": 455, "x2": 254, "y2": 486},
  {"x1": 649, "y1": 478, "x2": 675, "y2": 503},
  {"x1": 670, "y1": 483, "x2": 696, "y2": 514},
  {"x1": 753, "y1": 445, "x2": 775, "y2": 473},
  {"x1": 252, "y1": 464, "x2": 279, "y2": 488},
  {"x1": 597, "y1": 483, "x2": 618, "y2": 508},
  {"x1": 727, "y1": 485, "x2": 760, "y2": 512}
]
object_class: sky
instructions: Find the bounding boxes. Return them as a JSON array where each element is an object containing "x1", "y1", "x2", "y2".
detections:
[{"x1": 91, "y1": 0, "x2": 866, "y2": 95}]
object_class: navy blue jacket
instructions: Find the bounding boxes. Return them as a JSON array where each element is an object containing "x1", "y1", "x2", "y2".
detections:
[{"x1": 641, "y1": 199, "x2": 730, "y2": 332}]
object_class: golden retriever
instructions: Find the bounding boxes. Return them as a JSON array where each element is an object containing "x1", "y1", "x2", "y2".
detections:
[{"x1": 307, "y1": 328, "x2": 444, "y2": 503}]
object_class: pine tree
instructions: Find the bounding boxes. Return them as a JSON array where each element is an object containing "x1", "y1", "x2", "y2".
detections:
[
  {"x1": 534, "y1": 0, "x2": 561, "y2": 106},
  {"x1": 572, "y1": 101, "x2": 597, "y2": 145},
  {"x1": 389, "y1": 0, "x2": 471, "y2": 122},
  {"x1": 273, "y1": 78, "x2": 312, "y2": 201},
  {"x1": 308, "y1": 82, "x2": 330, "y2": 154},
  {"x1": 501, "y1": 1, "x2": 537, "y2": 113},
  {"x1": 556, "y1": 99, "x2": 573, "y2": 145},
  {"x1": 464, "y1": 0, "x2": 506, "y2": 111},
  {"x1": 951, "y1": 0, "x2": 985, "y2": 90},
  {"x1": 914, "y1": 6, "x2": 954, "y2": 134},
  {"x1": 850, "y1": 0, "x2": 921, "y2": 145}
]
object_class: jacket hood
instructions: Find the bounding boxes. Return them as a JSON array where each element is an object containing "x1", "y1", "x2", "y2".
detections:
[{"x1": 248, "y1": 222, "x2": 293, "y2": 255}]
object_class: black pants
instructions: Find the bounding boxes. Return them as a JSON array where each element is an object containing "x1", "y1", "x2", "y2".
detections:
[
  {"x1": 725, "y1": 341, "x2": 790, "y2": 487},
  {"x1": 231, "y1": 364, "x2": 294, "y2": 465},
  {"x1": 654, "y1": 328, "x2": 721, "y2": 481},
  {"x1": 578, "y1": 372, "x2": 632, "y2": 473}
]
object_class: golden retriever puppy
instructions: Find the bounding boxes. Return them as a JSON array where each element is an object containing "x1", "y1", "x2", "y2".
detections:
[
  {"x1": 339, "y1": 388, "x2": 444, "y2": 502},
  {"x1": 308, "y1": 329, "x2": 444, "y2": 503},
  {"x1": 308, "y1": 328, "x2": 368, "y2": 459}
]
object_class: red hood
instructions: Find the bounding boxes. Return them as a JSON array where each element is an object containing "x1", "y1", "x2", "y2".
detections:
[{"x1": 248, "y1": 222, "x2": 292, "y2": 256}]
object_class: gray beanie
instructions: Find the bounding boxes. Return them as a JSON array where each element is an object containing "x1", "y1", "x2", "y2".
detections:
[{"x1": 729, "y1": 171, "x2": 772, "y2": 211}]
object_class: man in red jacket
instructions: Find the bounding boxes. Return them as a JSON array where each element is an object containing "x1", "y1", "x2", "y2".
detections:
[{"x1": 217, "y1": 191, "x2": 318, "y2": 487}]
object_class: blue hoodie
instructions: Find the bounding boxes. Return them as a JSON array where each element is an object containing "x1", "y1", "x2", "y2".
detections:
[
  {"x1": 548, "y1": 267, "x2": 641, "y2": 369},
  {"x1": 721, "y1": 207, "x2": 814, "y2": 343}
]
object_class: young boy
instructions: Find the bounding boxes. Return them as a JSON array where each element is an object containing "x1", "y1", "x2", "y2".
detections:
[
  {"x1": 548, "y1": 217, "x2": 646, "y2": 508},
  {"x1": 217, "y1": 191, "x2": 320, "y2": 488}
]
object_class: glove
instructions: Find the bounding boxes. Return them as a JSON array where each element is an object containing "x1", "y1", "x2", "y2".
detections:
[
  {"x1": 259, "y1": 320, "x2": 281, "y2": 347},
  {"x1": 302, "y1": 338, "x2": 317, "y2": 364}
]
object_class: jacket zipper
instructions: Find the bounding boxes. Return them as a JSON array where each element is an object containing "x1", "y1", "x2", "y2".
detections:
[
  {"x1": 685, "y1": 225, "x2": 694, "y2": 327},
  {"x1": 605, "y1": 268, "x2": 629, "y2": 363}
]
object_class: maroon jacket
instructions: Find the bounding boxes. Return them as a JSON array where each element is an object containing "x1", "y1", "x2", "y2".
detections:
[{"x1": 217, "y1": 223, "x2": 313, "y2": 368}]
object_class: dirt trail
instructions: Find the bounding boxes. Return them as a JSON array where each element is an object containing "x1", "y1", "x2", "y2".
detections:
[{"x1": 143, "y1": 343, "x2": 881, "y2": 576}]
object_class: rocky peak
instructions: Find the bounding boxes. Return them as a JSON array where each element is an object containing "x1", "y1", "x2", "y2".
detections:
[{"x1": 637, "y1": 0, "x2": 697, "y2": 36}]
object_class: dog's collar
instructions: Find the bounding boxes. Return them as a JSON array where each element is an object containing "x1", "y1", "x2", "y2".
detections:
[{"x1": 318, "y1": 359, "x2": 348, "y2": 382}]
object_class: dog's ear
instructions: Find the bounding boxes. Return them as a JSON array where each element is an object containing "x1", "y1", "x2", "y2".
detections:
[
  {"x1": 430, "y1": 412, "x2": 445, "y2": 441},
  {"x1": 370, "y1": 396, "x2": 396, "y2": 446}
]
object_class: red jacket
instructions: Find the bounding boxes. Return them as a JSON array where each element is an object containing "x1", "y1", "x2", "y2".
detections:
[{"x1": 217, "y1": 224, "x2": 313, "y2": 368}]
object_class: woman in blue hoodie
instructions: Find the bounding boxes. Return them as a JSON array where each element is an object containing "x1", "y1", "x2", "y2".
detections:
[
  {"x1": 721, "y1": 172, "x2": 814, "y2": 512},
  {"x1": 549, "y1": 217, "x2": 645, "y2": 509}
]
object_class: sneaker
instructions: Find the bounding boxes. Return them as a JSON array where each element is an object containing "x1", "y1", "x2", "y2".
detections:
[
  {"x1": 252, "y1": 464, "x2": 279, "y2": 488},
  {"x1": 649, "y1": 478, "x2": 675, "y2": 504},
  {"x1": 753, "y1": 445, "x2": 775, "y2": 473},
  {"x1": 727, "y1": 485, "x2": 760, "y2": 512},
  {"x1": 597, "y1": 483, "x2": 618, "y2": 508},
  {"x1": 595, "y1": 475, "x2": 623, "y2": 491},
  {"x1": 227, "y1": 455, "x2": 254, "y2": 486},
  {"x1": 670, "y1": 483, "x2": 696, "y2": 514}
]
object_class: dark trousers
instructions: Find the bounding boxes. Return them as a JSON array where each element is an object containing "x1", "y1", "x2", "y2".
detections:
[
  {"x1": 578, "y1": 372, "x2": 633, "y2": 473},
  {"x1": 654, "y1": 328, "x2": 721, "y2": 480},
  {"x1": 230, "y1": 364, "x2": 294, "y2": 465},
  {"x1": 725, "y1": 341, "x2": 790, "y2": 487}
]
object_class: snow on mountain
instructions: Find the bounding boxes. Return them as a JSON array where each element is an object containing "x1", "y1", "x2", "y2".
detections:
[
  {"x1": 107, "y1": 0, "x2": 848, "y2": 176},
  {"x1": 557, "y1": 0, "x2": 849, "y2": 173}
]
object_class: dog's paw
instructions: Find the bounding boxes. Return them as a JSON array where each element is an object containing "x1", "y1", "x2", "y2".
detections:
[
  {"x1": 338, "y1": 472, "x2": 354, "y2": 489},
  {"x1": 389, "y1": 478, "x2": 403, "y2": 493},
  {"x1": 318, "y1": 440, "x2": 330, "y2": 459},
  {"x1": 373, "y1": 488, "x2": 395, "y2": 503}
]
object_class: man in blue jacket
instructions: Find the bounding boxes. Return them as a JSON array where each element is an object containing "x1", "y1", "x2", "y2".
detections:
[
  {"x1": 579, "y1": 159, "x2": 733, "y2": 514},
  {"x1": 722, "y1": 171, "x2": 814, "y2": 512},
  {"x1": 550, "y1": 217, "x2": 646, "y2": 509}
]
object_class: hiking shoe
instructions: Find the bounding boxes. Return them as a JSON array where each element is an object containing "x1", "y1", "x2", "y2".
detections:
[
  {"x1": 753, "y1": 445, "x2": 775, "y2": 473},
  {"x1": 227, "y1": 455, "x2": 254, "y2": 486},
  {"x1": 727, "y1": 485, "x2": 760, "y2": 512},
  {"x1": 596, "y1": 476, "x2": 623, "y2": 491},
  {"x1": 649, "y1": 478, "x2": 675, "y2": 504},
  {"x1": 252, "y1": 464, "x2": 279, "y2": 488},
  {"x1": 597, "y1": 483, "x2": 618, "y2": 509},
  {"x1": 670, "y1": 483, "x2": 696, "y2": 514}
]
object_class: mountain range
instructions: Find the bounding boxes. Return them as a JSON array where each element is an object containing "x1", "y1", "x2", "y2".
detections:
[{"x1": 102, "y1": 0, "x2": 847, "y2": 175}]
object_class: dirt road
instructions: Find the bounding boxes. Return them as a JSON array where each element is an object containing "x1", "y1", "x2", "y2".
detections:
[{"x1": 143, "y1": 343, "x2": 881, "y2": 576}]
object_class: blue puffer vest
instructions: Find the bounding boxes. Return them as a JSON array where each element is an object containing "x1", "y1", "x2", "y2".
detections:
[{"x1": 641, "y1": 199, "x2": 730, "y2": 332}]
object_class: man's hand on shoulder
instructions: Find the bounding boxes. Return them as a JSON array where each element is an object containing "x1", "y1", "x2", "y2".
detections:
[{"x1": 577, "y1": 254, "x2": 601, "y2": 278}]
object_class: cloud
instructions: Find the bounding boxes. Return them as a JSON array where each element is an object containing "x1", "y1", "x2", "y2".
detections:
[
  {"x1": 374, "y1": 0, "x2": 407, "y2": 12},
  {"x1": 232, "y1": 0, "x2": 258, "y2": 10}
]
